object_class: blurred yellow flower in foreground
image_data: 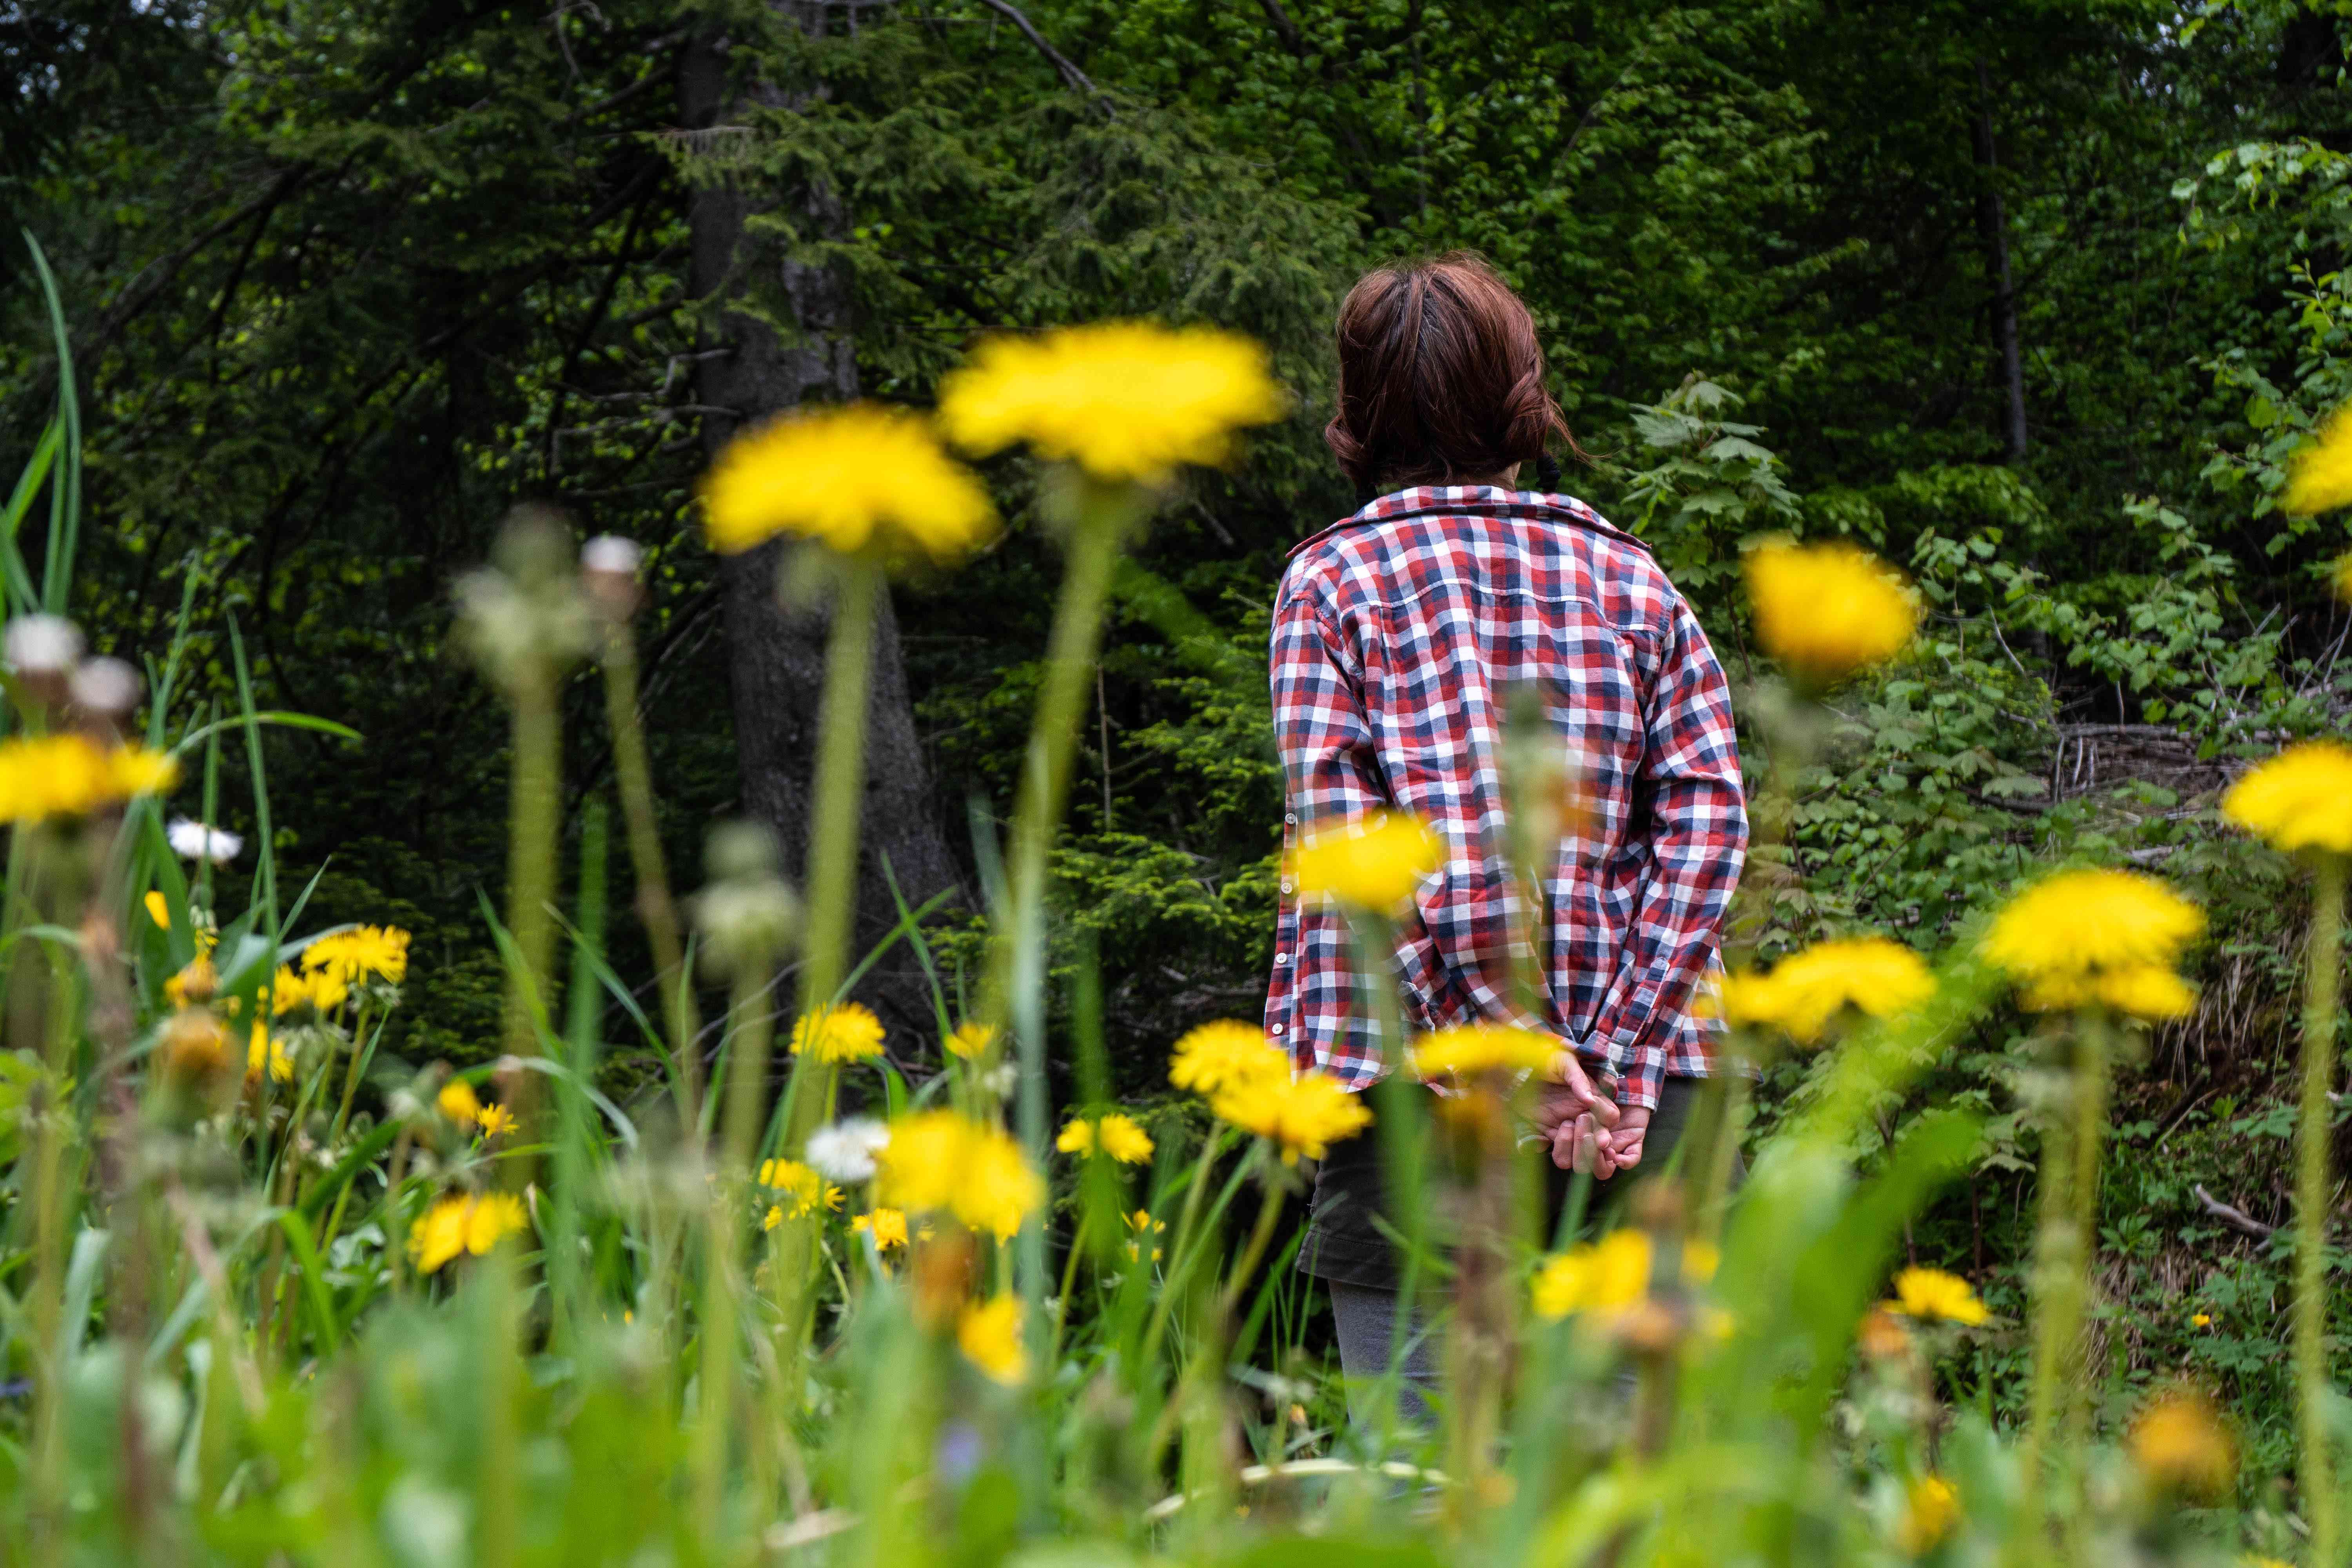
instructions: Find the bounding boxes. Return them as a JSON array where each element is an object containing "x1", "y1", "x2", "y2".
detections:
[
  {"x1": 1716, "y1": 936, "x2": 1934, "y2": 1043},
  {"x1": 1293, "y1": 811, "x2": 1443, "y2": 914},
  {"x1": 1210, "y1": 1070, "x2": 1369, "y2": 1163},
  {"x1": 1533, "y1": 1230, "x2": 1653, "y2": 1320},
  {"x1": 1982, "y1": 868, "x2": 2202, "y2": 989},
  {"x1": 160, "y1": 1010, "x2": 230, "y2": 1082},
  {"x1": 945, "y1": 1020, "x2": 996, "y2": 1059},
  {"x1": 164, "y1": 957, "x2": 218, "y2": 1010},
  {"x1": 438, "y1": 1080, "x2": 481, "y2": 1123},
  {"x1": 2020, "y1": 964, "x2": 2198, "y2": 1021},
  {"x1": 938, "y1": 321, "x2": 1285, "y2": 485},
  {"x1": 759, "y1": 1158, "x2": 844, "y2": 1219},
  {"x1": 304, "y1": 924, "x2": 410, "y2": 985},
  {"x1": 699, "y1": 403, "x2": 996, "y2": 561},
  {"x1": 409, "y1": 1192, "x2": 530, "y2": 1274},
  {"x1": 1056, "y1": 1112, "x2": 1154, "y2": 1164},
  {"x1": 1409, "y1": 1023, "x2": 1557, "y2": 1079},
  {"x1": 874, "y1": 1111, "x2": 1044, "y2": 1241},
  {"x1": 0, "y1": 734, "x2": 179, "y2": 822},
  {"x1": 852, "y1": 1208, "x2": 909, "y2": 1250},
  {"x1": 245, "y1": 1023, "x2": 291, "y2": 1085},
  {"x1": 791, "y1": 1002, "x2": 886, "y2": 1064},
  {"x1": 2130, "y1": 1387, "x2": 2236, "y2": 1500},
  {"x1": 2223, "y1": 740, "x2": 2352, "y2": 857},
  {"x1": 1889, "y1": 1267, "x2": 1987, "y2": 1326},
  {"x1": 957, "y1": 1293, "x2": 1029, "y2": 1385},
  {"x1": 1743, "y1": 540, "x2": 1916, "y2": 686},
  {"x1": 1168, "y1": 1020, "x2": 1289, "y2": 1095},
  {"x1": 2283, "y1": 408, "x2": 2352, "y2": 515},
  {"x1": 1895, "y1": 1475, "x2": 1959, "y2": 1556}
]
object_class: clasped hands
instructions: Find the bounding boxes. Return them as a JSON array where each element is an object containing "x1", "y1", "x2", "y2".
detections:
[{"x1": 1532, "y1": 1051, "x2": 1650, "y2": 1179}]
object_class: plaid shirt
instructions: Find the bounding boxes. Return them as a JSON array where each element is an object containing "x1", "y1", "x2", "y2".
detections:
[{"x1": 1263, "y1": 486, "x2": 1747, "y2": 1111}]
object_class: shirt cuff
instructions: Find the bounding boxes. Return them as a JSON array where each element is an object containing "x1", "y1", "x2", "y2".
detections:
[{"x1": 1605, "y1": 1026, "x2": 1664, "y2": 1112}]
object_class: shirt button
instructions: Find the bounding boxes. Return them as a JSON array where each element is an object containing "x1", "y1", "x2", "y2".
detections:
[
  {"x1": 1285, "y1": 812, "x2": 1296, "y2": 824},
  {"x1": 1280, "y1": 880, "x2": 1294, "y2": 894},
  {"x1": 1277, "y1": 953, "x2": 1290, "y2": 964},
  {"x1": 1271, "y1": 1025, "x2": 1285, "y2": 1035}
]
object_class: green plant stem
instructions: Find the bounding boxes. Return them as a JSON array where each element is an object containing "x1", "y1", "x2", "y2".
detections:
[
  {"x1": 986, "y1": 483, "x2": 1146, "y2": 1302},
  {"x1": 775, "y1": 558, "x2": 881, "y2": 1169},
  {"x1": 695, "y1": 969, "x2": 775, "y2": 1532},
  {"x1": 1215, "y1": 1178, "x2": 1289, "y2": 1324},
  {"x1": 600, "y1": 616, "x2": 701, "y2": 1123},
  {"x1": 326, "y1": 1000, "x2": 375, "y2": 1148},
  {"x1": 502, "y1": 661, "x2": 562, "y2": 1159},
  {"x1": 2300, "y1": 853, "x2": 2346, "y2": 1568}
]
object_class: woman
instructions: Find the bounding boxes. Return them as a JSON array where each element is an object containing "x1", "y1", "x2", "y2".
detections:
[{"x1": 1264, "y1": 253, "x2": 1748, "y2": 1420}]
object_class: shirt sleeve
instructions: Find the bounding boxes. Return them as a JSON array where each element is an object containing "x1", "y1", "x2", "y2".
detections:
[
  {"x1": 1264, "y1": 575, "x2": 1391, "y2": 1084},
  {"x1": 1592, "y1": 593, "x2": 1748, "y2": 1111}
]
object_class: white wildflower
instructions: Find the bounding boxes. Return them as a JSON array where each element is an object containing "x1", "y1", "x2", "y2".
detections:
[
  {"x1": 167, "y1": 818, "x2": 245, "y2": 865},
  {"x1": 805, "y1": 1117, "x2": 890, "y2": 1183}
]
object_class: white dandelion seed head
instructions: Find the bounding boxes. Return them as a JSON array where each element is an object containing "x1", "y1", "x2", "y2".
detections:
[
  {"x1": 804, "y1": 1117, "x2": 890, "y2": 1183},
  {"x1": 5, "y1": 615, "x2": 83, "y2": 675},
  {"x1": 167, "y1": 818, "x2": 245, "y2": 864}
]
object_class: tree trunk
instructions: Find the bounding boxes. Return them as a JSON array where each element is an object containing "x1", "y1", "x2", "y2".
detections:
[
  {"x1": 679, "y1": 22, "x2": 964, "y2": 1053},
  {"x1": 1972, "y1": 60, "x2": 2028, "y2": 463}
]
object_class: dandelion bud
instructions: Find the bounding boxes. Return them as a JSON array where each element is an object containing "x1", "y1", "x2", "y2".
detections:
[
  {"x1": 455, "y1": 507, "x2": 595, "y2": 694},
  {"x1": 581, "y1": 534, "x2": 646, "y2": 621},
  {"x1": 693, "y1": 821, "x2": 799, "y2": 980},
  {"x1": 160, "y1": 1010, "x2": 232, "y2": 1083}
]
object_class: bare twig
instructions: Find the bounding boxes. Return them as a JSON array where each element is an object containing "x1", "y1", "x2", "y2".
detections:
[
  {"x1": 969, "y1": 0, "x2": 1108, "y2": 107},
  {"x1": 2193, "y1": 1183, "x2": 2276, "y2": 1240}
]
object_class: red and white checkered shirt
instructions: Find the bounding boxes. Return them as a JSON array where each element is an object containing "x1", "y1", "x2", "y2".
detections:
[{"x1": 1263, "y1": 485, "x2": 1747, "y2": 1111}]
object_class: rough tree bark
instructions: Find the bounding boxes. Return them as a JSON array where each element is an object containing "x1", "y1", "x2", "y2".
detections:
[
  {"x1": 679, "y1": 17, "x2": 964, "y2": 1050},
  {"x1": 1972, "y1": 60, "x2": 2028, "y2": 463}
]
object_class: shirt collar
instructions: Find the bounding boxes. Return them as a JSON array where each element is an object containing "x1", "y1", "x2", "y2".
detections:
[{"x1": 1287, "y1": 485, "x2": 1646, "y2": 561}]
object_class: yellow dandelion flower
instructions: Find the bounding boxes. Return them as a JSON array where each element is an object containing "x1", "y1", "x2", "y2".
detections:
[
  {"x1": 1056, "y1": 1111, "x2": 1155, "y2": 1164},
  {"x1": 852, "y1": 1208, "x2": 910, "y2": 1250},
  {"x1": 164, "y1": 956, "x2": 218, "y2": 1010},
  {"x1": 1719, "y1": 936, "x2": 1935, "y2": 1043},
  {"x1": 143, "y1": 890, "x2": 171, "y2": 931},
  {"x1": 1895, "y1": 1475, "x2": 1960, "y2": 1556},
  {"x1": 2192, "y1": 1312, "x2": 2213, "y2": 1329},
  {"x1": 106, "y1": 745, "x2": 180, "y2": 799},
  {"x1": 245, "y1": 1022, "x2": 292, "y2": 1085},
  {"x1": 476, "y1": 1103, "x2": 516, "y2": 1139},
  {"x1": 2129, "y1": 1387, "x2": 2236, "y2": 1500},
  {"x1": 1209, "y1": 1070, "x2": 1370, "y2": 1164},
  {"x1": 762, "y1": 1205, "x2": 784, "y2": 1232},
  {"x1": 0, "y1": 733, "x2": 109, "y2": 821},
  {"x1": 938, "y1": 321, "x2": 1286, "y2": 485},
  {"x1": 1981, "y1": 868, "x2": 2203, "y2": 986},
  {"x1": 946, "y1": 1020, "x2": 996, "y2": 1059},
  {"x1": 437, "y1": 1080, "x2": 482, "y2": 1125},
  {"x1": 2284, "y1": 407, "x2": 2352, "y2": 515},
  {"x1": 1408, "y1": 1022, "x2": 1558, "y2": 1079},
  {"x1": 408, "y1": 1192, "x2": 530, "y2": 1273},
  {"x1": 2224, "y1": 740, "x2": 2352, "y2": 857},
  {"x1": 272, "y1": 964, "x2": 348, "y2": 1016},
  {"x1": 699, "y1": 403, "x2": 996, "y2": 561},
  {"x1": 1744, "y1": 540, "x2": 1916, "y2": 686},
  {"x1": 1889, "y1": 1267, "x2": 1988, "y2": 1326},
  {"x1": 1168, "y1": 1019, "x2": 1289, "y2": 1095},
  {"x1": 1125, "y1": 1207, "x2": 1167, "y2": 1262},
  {"x1": 159, "y1": 1009, "x2": 231, "y2": 1082},
  {"x1": 758, "y1": 1158, "x2": 845, "y2": 1219},
  {"x1": 2020, "y1": 963, "x2": 2198, "y2": 1021},
  {"x1": 302, "y1": 924, "x2": 410, "y2": 985},
  {"x1": 791, "y1": 1002, "x2": 886, "y2": 1064},
  {"x1": 1532, "y1": 1230, "x2": 1653, "y2": 1320},
  {"x1": 872, "y1": 1111, "x2": 1044, "y2": 1240},
  {"x1": 956, "y1": 1292, "x2": 1029, "y2": 1385},
  {"x1": 1292, "y1": 810, "x2": 1443, "y2": 914}
]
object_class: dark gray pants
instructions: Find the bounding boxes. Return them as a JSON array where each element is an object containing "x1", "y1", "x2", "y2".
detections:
[{"x1": 1323, "y1": 1076, "x2": 1735, "y2": 1437}]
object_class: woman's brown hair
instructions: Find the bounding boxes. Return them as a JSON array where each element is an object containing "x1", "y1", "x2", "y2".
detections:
[{"x1": 1323, "y1": 252, "x2": 1576, "y2": 501}]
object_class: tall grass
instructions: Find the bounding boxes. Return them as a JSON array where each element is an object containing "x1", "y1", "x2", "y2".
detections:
[{"x1": 0, "y1": 257, "x2": 2330, "y2": 1568}]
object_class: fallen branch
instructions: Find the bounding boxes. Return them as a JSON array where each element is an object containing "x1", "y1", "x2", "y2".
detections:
[{"x1": 2193, "y1": 1183, "x2": 2276, "y2": 1240}]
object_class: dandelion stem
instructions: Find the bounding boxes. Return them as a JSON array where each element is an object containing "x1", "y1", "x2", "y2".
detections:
[
  {"x1": 2298, "y1": 853, "x2": 2345, "y2": 1568},
  {"x1": 599, "y1": 614, "x2": 701, "y2": 1123},
  {"x1": 501, "y1": 657, "x2": 562, "y2": 1154},
  {"x1": 988, "y1": 481, "x2": 1149, "y2": 1303}
]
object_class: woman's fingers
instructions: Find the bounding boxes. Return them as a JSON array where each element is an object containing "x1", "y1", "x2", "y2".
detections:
[{"x1": 1544, "y1": 1049, "x2": 1621, "y2": 1129}]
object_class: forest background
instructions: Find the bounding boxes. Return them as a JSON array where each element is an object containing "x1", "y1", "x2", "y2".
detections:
[{"x1": 7, "y1": 0, "x2": 2352, "y2": 1462}]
